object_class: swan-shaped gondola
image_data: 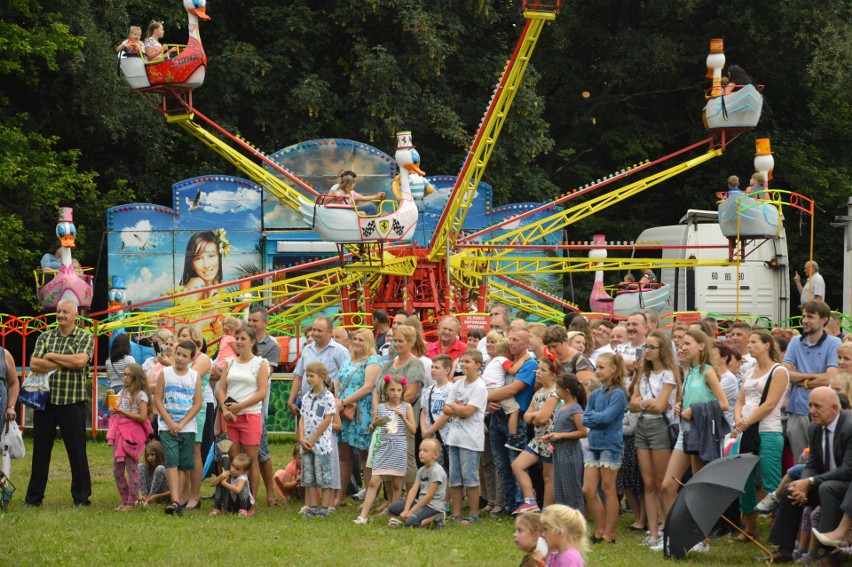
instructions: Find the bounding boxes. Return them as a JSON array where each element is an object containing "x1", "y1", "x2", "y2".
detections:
[
  {"x1": 37, "y1": 207, "x2": 94, "y2": 309},
  {"x1": 119, "y1": 0, "x2": 209, "y2": 91},
  {"x1": 298, "y1": 131, "x2": 421, "y2": 242}
]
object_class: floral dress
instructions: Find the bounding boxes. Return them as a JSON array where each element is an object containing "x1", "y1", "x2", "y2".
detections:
[
  {"x1": 337, "y1": 354, "x2": 381, "y2": 451},
  {"x1": 527, "y1": 386, "x2": 561, "y2": 458}
]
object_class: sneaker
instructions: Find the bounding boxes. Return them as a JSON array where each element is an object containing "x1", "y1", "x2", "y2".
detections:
[
  {"x1": 388, "y1": 517, "x2": 402, "y2": 528},
  {"x1": 352, "y1": 488, "x2": 367, "y2": 501},
  {"x1": 689, "y1": 542, "x2": 710, "y2": 553},
  {"x1": 298, "y1": 506, "x2": 310, "y2": 516},
  {"x1": 755, "y1": 491, "x2": 781, "y2": 514},
  {"x1": 353, "y1": 516, "x2": 369, "y2": 525},
  {"x1": 504, "y1": 434, "x2": 526, "y2": 452},
  {"x1": 512, "y1": 502, "x2": 541, "y2": 515},
  {"x1": 649, "y1": 540, "x2": 666, "y2": 552},
  {"x1": 639, "y1": 535, "x2": 660, "y2": 547}
]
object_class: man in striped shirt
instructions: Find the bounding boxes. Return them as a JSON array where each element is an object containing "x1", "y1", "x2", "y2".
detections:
[{"x1": 25, "y1": 299, "x2": 95, "y2": 508}]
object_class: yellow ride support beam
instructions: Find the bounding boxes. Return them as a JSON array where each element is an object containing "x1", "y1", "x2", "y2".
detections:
[
  {"x1": 169, "y1": 114, "x2": 312, "y2": 214},
  {"x1": 488, "y1": 279, "x2": 573, "y2": 322},
  {"x1": 482, "y1": 148, "x2": 724, "y2": 251},
  {"x1": 455, "y1": 255, "x2": 738, "y2": 278},
  {"x1": 427, "y1": 13, "x2": 554, "y2": 262}
]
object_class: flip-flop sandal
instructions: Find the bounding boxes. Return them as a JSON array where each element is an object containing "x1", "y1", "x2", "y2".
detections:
[
  {"x1": 461, "y1": 514, "x2": 480, "y2": 525},
  {"x1": 165, "y1": 501, "x2": 180, "y2": 515}
]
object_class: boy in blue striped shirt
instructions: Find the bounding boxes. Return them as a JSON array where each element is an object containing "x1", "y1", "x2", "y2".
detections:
[{"x1": 154, "y1": 340, "x2": 202, "y2": 515}]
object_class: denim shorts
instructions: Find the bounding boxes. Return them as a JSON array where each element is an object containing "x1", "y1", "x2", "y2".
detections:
[
  {"x1": 448, "y1": 446, "x2": 481, "y2": 488},
  {"x1": 583, "y1": 448, "x2": 622, "y2": 470},
  {"x1": 301, "y1": 451, "x2": 334, "y2": 489},
  {"x1": 674, "y1": 420, "x2": 691, "y2": 453},
  {"x1": 524, "y1": 446, "x2": 553, "y2": 464}
]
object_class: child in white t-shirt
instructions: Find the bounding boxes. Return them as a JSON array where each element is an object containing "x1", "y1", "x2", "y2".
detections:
[
  {"x1": 421, "y1": 354, "x2": 454, "y2": 467},
  {"x1": 444, "y1": 349, "x2": 488, "y2": 524},
  {"x1": 481, "y1": 332, "x2": 522, "y2": 449}
]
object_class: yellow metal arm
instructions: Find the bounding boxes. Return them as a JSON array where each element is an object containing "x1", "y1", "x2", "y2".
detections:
[
  {"x1": 481, "y1": 148, "x2": 723, "y2": 252},
  {"x1": 427, "y1": 11, "x2": 555, "y2": 262},
  {"x1": 168, "y1": 114, "x2": 313, "y2": 214}
]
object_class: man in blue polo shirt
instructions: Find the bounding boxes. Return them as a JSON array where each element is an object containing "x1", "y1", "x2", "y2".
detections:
[
  {"x1": 784, "y1": 300, "x2": 841, "y2": 462},
  {"x1": 487, "y1": 328, "x2": 537, "y2": 515}
]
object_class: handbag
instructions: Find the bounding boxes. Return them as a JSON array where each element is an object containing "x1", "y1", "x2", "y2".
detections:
[
  {"x1": 2, "y1": 418, "x2": 25, "y2": 459},
  {"x1": 660, "y1": 412, "x2": 679, "y2": 449},
  {"x1": 338, "y1": 360, "x2": 366, "y2": 422},
  {"x1": 19, "y1": 370, "x2": 53, "y2": 412},
  {"x1": 739, "y1": 364, "x2": 780, "y2": 455}
]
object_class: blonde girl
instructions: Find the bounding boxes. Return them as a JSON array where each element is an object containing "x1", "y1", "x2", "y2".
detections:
[
  {"x1": 581, "y1": 352, "x2": 627, "y2": 543},
  {"x1": 541, "y1": 504, "x2": 589, "y2": 566},
  {"x1": 629, "y1": 330, "x2": 680, "y2": 546},
  {"x1": 109, "y1": 363, "x2": 151, "y2": 510},
  {"x1": 512, "y1": 350, "x2": 562, "y2": 514},
  {"x1": 655, "y1": 330, "x2": 729, "y2": 553},
  {"x1": 354, "y1": 374, "x2": 415, "y2": 524},
  {"x1": 837, "y1": 343, "x2": 852, "y2": 374}
]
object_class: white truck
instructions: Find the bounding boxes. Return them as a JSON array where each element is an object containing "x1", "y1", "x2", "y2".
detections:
[{"x1": 634, "y1": 209, "x2": 790, "y2": 324}]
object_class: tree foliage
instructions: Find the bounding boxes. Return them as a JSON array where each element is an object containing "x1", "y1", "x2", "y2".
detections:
[{"x1": 0, "y1": 0, "x2": 848, "y2": 314}]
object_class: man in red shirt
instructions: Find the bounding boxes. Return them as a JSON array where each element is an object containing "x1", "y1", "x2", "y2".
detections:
[{"x1": 427, "y1": 316, "x2": 467, "y2": 370}]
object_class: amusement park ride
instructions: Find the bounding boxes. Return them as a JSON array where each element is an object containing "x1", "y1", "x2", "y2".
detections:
[{"x1": 65, "y1": 0, "x2": 814, "y2": 335}]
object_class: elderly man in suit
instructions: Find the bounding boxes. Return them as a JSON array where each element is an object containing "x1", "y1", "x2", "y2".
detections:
[{"x1": 765, "y1": 387, "x2": 852, "y2": 563}]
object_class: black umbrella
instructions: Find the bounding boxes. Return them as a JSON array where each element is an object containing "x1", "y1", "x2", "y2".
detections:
[{"x1": 663, "y1": 453, "x2": 761, "y2": 559}]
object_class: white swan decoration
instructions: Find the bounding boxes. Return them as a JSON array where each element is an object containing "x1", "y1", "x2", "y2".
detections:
[
  {"x1": 298, "y1": 131, "x2": 421, "y2": 243},
  {"x1": 119, "y1": 0, "x2": 209, "y2": 91},
  {"x1": 37, "y1": 207, "x2": 94, "y2": 309}
]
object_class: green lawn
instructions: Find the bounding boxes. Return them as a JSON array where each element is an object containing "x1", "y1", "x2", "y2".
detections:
[{"x1": 2, "y1": 438, "x2": 772, "y2": 565}]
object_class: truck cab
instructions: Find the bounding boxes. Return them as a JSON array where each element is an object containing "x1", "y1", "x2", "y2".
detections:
[{"x1": 635, "y1": 209, "x2": 789, "y2": 324}]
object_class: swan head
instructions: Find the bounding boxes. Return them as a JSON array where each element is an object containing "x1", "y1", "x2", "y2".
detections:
[
  {"x1": 185, "y1": 0, "x2": 210, "y2": 20},
  {"x1": 394, "y1": 132, "x2": 425, "y2": 176},
  {"x1": 56, "y1": 207, "x2": 76, "y2": 248}
]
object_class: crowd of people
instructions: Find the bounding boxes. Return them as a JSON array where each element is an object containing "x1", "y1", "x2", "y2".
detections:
[{"x1": 6, "y1": 293, "x2": 852, "y2": 566}]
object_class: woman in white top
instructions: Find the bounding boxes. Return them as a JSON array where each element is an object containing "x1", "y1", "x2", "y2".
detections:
[
  {"x1": 629, "y1": 330, "x2": 680, "y2": 547},
  {"x1": 218, "y1": 325, "x2": 269, "y2": 505},
  {"x1": 731, "y1": 330, "x2": 788, "y2": 540}
]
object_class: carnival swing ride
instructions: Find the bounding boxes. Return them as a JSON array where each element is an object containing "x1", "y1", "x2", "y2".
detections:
[{"x1": 97, "y1": 0, "x2": 815, "y2": 338}]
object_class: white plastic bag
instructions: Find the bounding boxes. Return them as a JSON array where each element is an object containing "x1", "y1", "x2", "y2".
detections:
[{"x1": 2, "y1": 419, "x2": 25, "y2": 459}]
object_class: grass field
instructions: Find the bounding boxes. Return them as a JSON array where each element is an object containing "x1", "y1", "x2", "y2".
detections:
[{"x1": 2, "y1": 438, "x2": 774, "y2": 565}]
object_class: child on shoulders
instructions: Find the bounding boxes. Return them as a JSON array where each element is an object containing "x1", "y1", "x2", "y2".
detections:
[
  {"x1": 387, "y1": 438, "x2": 448, "y2": 528},
  {"x1": 215, "y1": 316, "x2": 240, "y2": 368},
  {"x1": 209, "y1": 453, "x2": 254, "y2": 516},
  {"x1": 482, "y1": 332, "x2": 524, "y2": 450}
]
